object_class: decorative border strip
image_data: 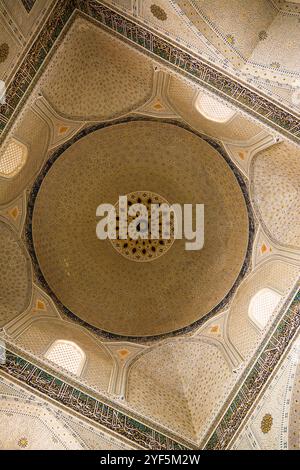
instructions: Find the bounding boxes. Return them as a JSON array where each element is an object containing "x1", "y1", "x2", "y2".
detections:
[
  {"x1": 1, "y1": 0, "x2": 300, "y2": 144},
  {"x1": 203, "y1": 287, "x2": 300, "y2": 449},
  {"x1": 24, "y1": 116, "x2": 255, "y2": 343},
  {"x1": 0, "y1": 344, "x2": 190, "y2": 450}
]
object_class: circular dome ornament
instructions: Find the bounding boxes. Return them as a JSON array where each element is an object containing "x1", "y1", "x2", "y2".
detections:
[
  {"x1": 0, "y1": 43, "x2": 9, "y2": 63},
  {"x1": 31, "y1": 121, "x2": 250, "y2": 337},
  {"x1": 109, "y1": 191, "x2": 175, "y2": 262}
]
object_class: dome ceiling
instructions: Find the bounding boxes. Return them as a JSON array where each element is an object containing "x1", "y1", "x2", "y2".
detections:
[
  {"x1": 32, "y1": 121, "x2": 249, "y2": 337},
  {"x1": 0, "y1": 1, "x2": 299, "y2": 450}
]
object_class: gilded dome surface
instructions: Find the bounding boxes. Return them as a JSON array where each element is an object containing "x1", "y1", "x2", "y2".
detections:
[{"x1": 32, "y1": 121, "x2": 249, "y2": 337}]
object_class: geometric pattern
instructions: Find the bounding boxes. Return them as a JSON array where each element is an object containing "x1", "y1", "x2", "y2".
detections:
[
  {"x1": 0, "y1": 139, "x2": 27, "y2": 177},
  {"x1": 249, "y1": 288, "x2": 282, "y2": 330},
  {"x1": 45, "y1": 340, "x2": 85, "y2": 376}
]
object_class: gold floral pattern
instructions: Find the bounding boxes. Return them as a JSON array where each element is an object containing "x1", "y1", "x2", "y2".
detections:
[
  {"x1": 150, "y1": 4, "x2": 167, "y2": 21},
  {"x1": 225, "y1": 34, "x2": 235, "y2": 45},
  {"x1": 18, "y1": 437, "x2": 28, "y2": 448},
  {"x1": 261, "y1": 413, "x2": 273, "y2": 433},
  {"x1": 270, "y1": 62, "x2": 280, "y2": 70}
]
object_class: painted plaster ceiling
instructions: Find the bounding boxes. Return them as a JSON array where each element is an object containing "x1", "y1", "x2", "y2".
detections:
[
  {"x1": 106, "y1": 0, "x2": 300, "y2": 112},
  {"x1": 32, "y1": 121, "x2": 248, "y2": 337},
  {"x1": 0, "y1": 0, "x2": 299, "y2": 451}
]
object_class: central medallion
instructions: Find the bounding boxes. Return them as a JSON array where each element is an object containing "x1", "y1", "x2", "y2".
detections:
[{"x1": 110, "y1": 191, "x2": 175, "y2": 262}]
